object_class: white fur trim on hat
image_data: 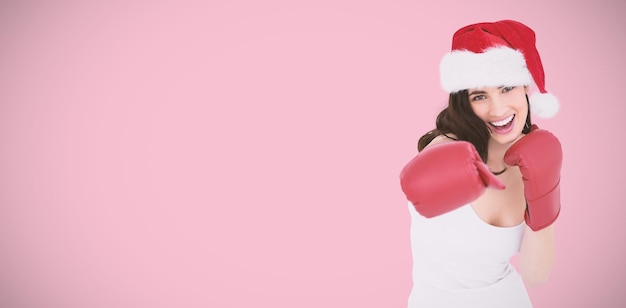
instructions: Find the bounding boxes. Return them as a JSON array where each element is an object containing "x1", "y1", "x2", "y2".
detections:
[
  {"x1": 440, "y1": 46, "x2": 534, "y2": 93},
  {"x1": 529, "y1": 92, "x2": 559, "y2": 118}
]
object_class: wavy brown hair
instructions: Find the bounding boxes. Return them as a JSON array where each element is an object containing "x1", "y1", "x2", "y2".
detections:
[{"x1": 417, "y1": 90, "x2": 532, "y2": 163}]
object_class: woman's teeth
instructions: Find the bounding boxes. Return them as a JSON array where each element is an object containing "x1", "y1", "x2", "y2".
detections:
[{"x1": 490, "y1": 115, "x2": 514, "y2": 127}]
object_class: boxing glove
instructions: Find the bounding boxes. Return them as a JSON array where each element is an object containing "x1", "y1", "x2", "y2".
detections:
[
  {"x1": 504, "y1": 125, "x2": 562, "y2": 231},
  {"x1": 400, "y1": 141, "x2": 505, "y2": 218}
]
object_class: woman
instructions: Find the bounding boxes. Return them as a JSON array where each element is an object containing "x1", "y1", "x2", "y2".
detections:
[{"x1": 399, "y1": 20, "x2": 562, "y2": 307}]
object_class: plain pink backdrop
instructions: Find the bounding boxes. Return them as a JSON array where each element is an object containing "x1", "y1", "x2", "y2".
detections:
[{"x1": 1, "y1": 0, "x2": 624, "y2": 307}]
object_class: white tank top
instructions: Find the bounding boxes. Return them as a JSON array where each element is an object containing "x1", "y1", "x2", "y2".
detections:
[{"x1": 407, "y1": 202, "x2": 533, "y2": 307}]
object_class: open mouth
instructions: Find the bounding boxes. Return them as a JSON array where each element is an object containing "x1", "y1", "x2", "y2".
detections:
[{"x1": 489, "y1": 114, "x2": 515, "y2": 133}]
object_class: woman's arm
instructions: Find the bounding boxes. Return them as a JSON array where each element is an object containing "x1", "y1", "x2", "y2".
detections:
[
  {"x1": 518, "y1": 224, "x2": 555, "y2": 288},
  {"x1": 505, "y1": 126, "x2": 561, "y2": 286}
]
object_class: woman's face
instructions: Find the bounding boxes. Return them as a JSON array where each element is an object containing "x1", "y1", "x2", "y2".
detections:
[{"x1": 468, "y1": 85, "x2": 528, "y2": 145}]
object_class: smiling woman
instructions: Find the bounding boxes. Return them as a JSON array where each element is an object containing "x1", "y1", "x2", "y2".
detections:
[
  {"x1": 468, "y1": 86, "x2": 529, "y2": 143},
  {"x1": 400, "y1": 20, "x2": 563, "y2": 307}
]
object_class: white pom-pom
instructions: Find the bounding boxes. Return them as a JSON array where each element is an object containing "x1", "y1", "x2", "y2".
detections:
[{"x1": 529, "y1": 92, "x2": 559, "y2": 119}]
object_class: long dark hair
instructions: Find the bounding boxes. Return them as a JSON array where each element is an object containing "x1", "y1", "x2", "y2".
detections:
[{"x1": 417, "y1": 91, "x2": 532, "y2": 163}]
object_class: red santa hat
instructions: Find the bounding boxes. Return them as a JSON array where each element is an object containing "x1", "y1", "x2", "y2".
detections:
[{"x1": 439, "y1": 20, "x2": 559, "y2": 118}]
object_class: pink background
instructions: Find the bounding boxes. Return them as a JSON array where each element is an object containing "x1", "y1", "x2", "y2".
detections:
[{"x1": 1, "y1": 0, "x2": 624, "y2": 307}]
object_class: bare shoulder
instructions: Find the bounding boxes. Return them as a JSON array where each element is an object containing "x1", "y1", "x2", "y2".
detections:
[{"x1": 423, "y1": 133, "x2": 459, "y2": 150}]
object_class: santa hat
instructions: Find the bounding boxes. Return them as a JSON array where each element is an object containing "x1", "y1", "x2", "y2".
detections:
[{"x1": 439, "y1": 20, "x2": 559, "y2": 118}]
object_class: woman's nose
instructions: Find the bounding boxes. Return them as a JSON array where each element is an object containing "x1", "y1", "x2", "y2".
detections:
[{"x1": 488, "y1": 96, "x2": 507, "y2": 116}]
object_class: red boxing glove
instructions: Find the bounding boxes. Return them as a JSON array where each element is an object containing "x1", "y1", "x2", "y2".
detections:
[
  {"x1": 400, "y1": 141, "x2": 505, "y2": 218},
  {"x1": 504, "y1": 125, "x2": 562, "y2": 231}
]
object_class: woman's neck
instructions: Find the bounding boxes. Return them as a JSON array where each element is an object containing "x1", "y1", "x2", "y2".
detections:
[{"x1": 487, "y1": 138, "x2": 513, "y2": 172}]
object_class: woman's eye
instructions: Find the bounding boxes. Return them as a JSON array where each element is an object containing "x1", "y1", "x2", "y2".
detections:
[
  {"x1": 502, "y1": 86, "x2": 516, "y2": 93},
  {"x1": 471, "y1": 95, "x2": 486, "y2": 101}
]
